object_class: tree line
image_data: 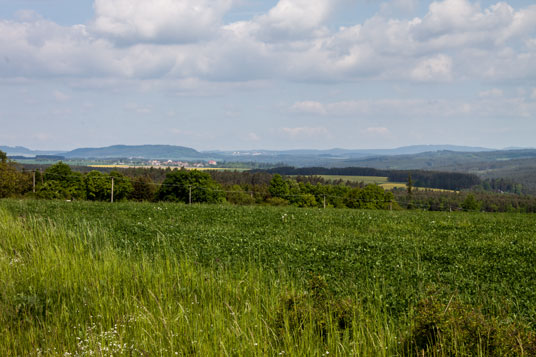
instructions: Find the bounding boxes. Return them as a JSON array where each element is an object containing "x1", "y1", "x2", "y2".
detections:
[
  {"x1": 259, "y1": 166, "x2": 483, "y2": 191},
  {"x1": 2, "y1": 152, "x2": 536, "y2": 212}
]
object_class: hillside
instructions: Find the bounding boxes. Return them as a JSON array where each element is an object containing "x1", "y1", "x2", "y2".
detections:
[
  {"x1": 334, "y1": 149, "x2": 536, "y2": 194},
  {"x1": 63, "y1": 145, "x2": 213, "y2": 160},
  {"x1": 336, "y1": 149, "x2": 536, "y2": 170}
]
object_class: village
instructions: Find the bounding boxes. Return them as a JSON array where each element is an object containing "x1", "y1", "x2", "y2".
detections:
[{"x1": 141, "y1": 159, "x2": 218, "y2": 168}]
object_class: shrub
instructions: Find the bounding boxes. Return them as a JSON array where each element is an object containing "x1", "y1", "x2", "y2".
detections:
[{"x1": 403, "y1": 294, "x2": 536, "y2": 356}]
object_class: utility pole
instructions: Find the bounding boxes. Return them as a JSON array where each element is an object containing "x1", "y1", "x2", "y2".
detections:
[
  {"x1": 111, "y1": 177, "x2": 114, "y2": 203},
  {"x1": 32, "y1": 170, "x2": 36, "y2": 193},
  {"x1": 323, "y1": 195, "x2": 326, "y2": 209},
  {"x1": 189, "y1": 185, "x2": 192, "y2": 205}
]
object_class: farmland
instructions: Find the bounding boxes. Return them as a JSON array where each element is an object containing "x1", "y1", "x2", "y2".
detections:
[{"x1": 1, "y1": 200, "x2": 536, "y2": 355}]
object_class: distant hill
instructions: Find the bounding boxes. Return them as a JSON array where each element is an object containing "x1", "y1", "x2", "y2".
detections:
[
  {"x1": 63, "y1": 145, "x2": 214, "y2": 160},
  {"x1": 206, "y1": 145, "x2": 495, "y2": 166},
  {"x1": 0, "y1": 146, "x2": 65, "y2": 157},
  {"x1": 335, "y1": 149, "x2": 536, "y2": 170}
]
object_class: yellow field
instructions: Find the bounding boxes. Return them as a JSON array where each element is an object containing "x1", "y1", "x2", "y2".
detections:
[{"x1": 88, "y1": 164, "x2": 130, "y2": 168}]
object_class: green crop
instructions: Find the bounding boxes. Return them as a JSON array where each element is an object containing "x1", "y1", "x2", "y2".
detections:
[{"x1": 1, "y1": 199, "x2": 535, "y2": 355}]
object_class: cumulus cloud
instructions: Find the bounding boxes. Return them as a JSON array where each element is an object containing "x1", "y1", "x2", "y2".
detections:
[
  {"x1": 92, "y1": 0, "x2": 233, "y2": 43},
  {"x1": 410, "y1": 54, "x2": 452, "y2": 81},
  {"x1": 0, "y1": 0, "x2": 535, "y2": 86},
  {"x1": 252, "y1": 0, "x2": 337, "y2": 41}
]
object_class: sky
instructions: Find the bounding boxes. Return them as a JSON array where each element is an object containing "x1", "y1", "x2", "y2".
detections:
[{"x1": 0, "y1": 0, "x2": 535, "y2": 151}]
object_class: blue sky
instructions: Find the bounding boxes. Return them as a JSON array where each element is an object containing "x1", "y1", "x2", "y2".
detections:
[{"x1": 0, "y1": 0, "x2": 535, "y2": 151}]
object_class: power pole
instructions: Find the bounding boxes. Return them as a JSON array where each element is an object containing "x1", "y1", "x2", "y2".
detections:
[
  {"x1": 32, "y1": 170, "x2": 36, "y2": 193},
  {"x1": 189, "y1": 185, "x2": 192, "y2": 205},
  {"x1": 111, "y1": 177, "x2": 114, "y2": 203}
]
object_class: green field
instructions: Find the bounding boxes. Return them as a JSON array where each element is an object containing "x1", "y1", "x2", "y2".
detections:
[
  {"x1": 1, "y1": 200, "x2": 536, "y2": 355},
  {"x1": 312, "y1": 175, "x2": 392, "y2": 184}
]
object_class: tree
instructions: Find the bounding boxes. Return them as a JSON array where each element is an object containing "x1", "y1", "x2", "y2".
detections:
[
  {"x1": 0, "y1": 150, "x2": 31, "y2": 198},
  {"x1": 109, "y1": 171, "x2": 133, "y2": 201},
  {"x1": 226, "y1": 185, "x2": 255, "y2": 205},
  {"x1": 461, "y1": 194, "x2": 481, "y2": 211},
  {"x1": 130, "y1": 176, "x2": 156, "y2": 201},
  {"x1": 157, "y1": 169, "x2": 225, "y2": 204},
  {"x1": 407, "y1": 173, "x2": 413, "y2": 196},
  {"x1": 84, "y1": 171, "x2": 109, "y2": 201},
  {"x1": 268, "y1": 174, "x2": 289, "y2": 199},
  {"x1": 39, "y1": 162, "x2": 85, "y2": 200}
]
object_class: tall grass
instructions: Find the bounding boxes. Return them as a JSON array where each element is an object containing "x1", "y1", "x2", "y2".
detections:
[
  {"x1": 0, "y1": 204, "x2": 397, "y2": 355},
  {"x1": 1, "y1": 199, "x2": 535, "y2": 355}
]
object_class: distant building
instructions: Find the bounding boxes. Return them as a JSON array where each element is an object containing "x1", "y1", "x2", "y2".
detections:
[{"x1": 208, "y1": 160, "x2": 217, "y2": 165}]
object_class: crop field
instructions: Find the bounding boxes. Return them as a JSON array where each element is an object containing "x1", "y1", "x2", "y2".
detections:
[
  {"x1": 1, "y1": 200, "x2": 536, "y2": 355},
  {"x1": 314, "y1": 175, "x2": 456, "y2": 192}
]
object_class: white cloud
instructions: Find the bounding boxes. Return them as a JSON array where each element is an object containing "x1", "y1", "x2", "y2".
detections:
[
  {"x1": 290, "y1": 101, "x2": 326, "y2": 115},
  {"x1": 92, "y1": 0, "x2": 233, "y2": 43},
  {"x1": 253, "y1": 0, "x2": 336, "y2": 41},
  {"x1": 281, "y1": 126, "x2": 329, "y2": 138},
  {"x1": 364, "y1": 127, "x2": 390, "y2": 136},
  {"x1": 288, "y1": 96, "x2": 536, "y2": 119},
  {"x1": 0, "y1": 0, "x2": 535, "y2": 86},
  {"x1": 411, "y1": 54, "x2": 452, "y2": 82}
]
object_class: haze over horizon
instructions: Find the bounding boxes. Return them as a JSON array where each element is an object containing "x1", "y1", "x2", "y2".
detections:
[{"x1": 1, "y1": 0, "x2": 535, "y2": 151}]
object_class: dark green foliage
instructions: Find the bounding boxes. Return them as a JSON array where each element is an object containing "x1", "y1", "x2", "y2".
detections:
[
  {"x1": 268, "y1": 174, "x2": 290, "y2": 198},
  {"x1": 404, "y1": 294, "x2": 536, "y2": 356},
  {"x1": 275, "y1": 275, "x2": 354, "y2": 340},
  {"x1": 344, "y1": 184, "x2": 393, "y2": 209},
  {"x1": 130, "y1": 176, "x2": 157, "y2": 201},
  {"x1": 38, "y1": 162, "x2": 85, "y2": 200},
  {"x1": 262, "y1": 166, "x2": 481, "y2": 190},
  {"x1": 84, "y1": 170, "x2": 109, "y2": 201},
  {"x1": 225, "y1": 185, "x2": 255, "y2": 205},
  {"x1": 461, "y1": 194, "x2": 481, "y2": 211},
  {"x1": 157, "y1": 169, "x2": 225, "y2": 203},
  {"x1": 0, "y1": 151, "x2": 31, "y2": 198},
  {"x1": 83, "y1": 170, "x2": 133, "y2": 201},
  {"x1": 109, "y1": 171, "x2": 133, "y2": 201}
]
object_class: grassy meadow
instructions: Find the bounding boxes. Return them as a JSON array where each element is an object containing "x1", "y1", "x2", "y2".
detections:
[{"x1": 1, "y1": 199, "x2": 536, "y2": 355}]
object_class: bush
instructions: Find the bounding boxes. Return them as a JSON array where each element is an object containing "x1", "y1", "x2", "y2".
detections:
[
  {"x1": 403, "y1": 294, "x2": 536, "y2": 356},
  {"x1": 274, "y1": 275, "x2": 355, "y2": 341},
  {"x1": 157, "y1": 169, "x2": 225, "y2": 204}
]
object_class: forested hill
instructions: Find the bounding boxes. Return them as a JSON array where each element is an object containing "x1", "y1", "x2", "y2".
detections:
[
  {"x1": 336, "y1": 149, "x2": 536, "y2": 170},
  {"x1": 258, "y1": 166, "x2": 481, "y2": 191},
  {"x1": 63, "y1": 145, "x2": 212, "y2": 160}
]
